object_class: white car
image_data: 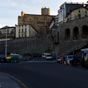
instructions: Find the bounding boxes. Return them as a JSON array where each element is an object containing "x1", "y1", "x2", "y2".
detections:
[
  {"x1": 57, "y1": 58, "x2": 62, "y2": 63},
  {"x1": 45, "y1": 54, "x2": 53, "y2": 60},
  {"x1": 42, "y1": 53, "x2": 53, "y2": 60}
]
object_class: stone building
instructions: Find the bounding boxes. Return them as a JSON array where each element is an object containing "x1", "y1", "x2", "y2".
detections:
[
  {"x1": 0, "y1": 26, "x2": 15, "y2": 39},
  {"x1": 66, "y1": 6, "x2": 88, "y2": 21},
  {"x1": 17, "y1": 7, "x2": 55, "y2": 36},
  {"x1": 57, "y1": 2, "x2": 85, "y2": 23},
  {"x1": 49, "y1": 2, "x2": 88, "y2": 56},
  {"x1": 41, "y1": 7, "x2": 50, "y2": 15},
  {"x1": 1, "y1": 3, "x2": 88, "y2": 56}
]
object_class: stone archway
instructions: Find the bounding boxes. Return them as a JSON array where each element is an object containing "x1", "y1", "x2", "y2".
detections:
[
  {"x1": 73, "y1": 27, "x2": 79, "y2": 40},
  {"x1": 82, "y1": 25, "x2": 88, "y2": 39},
  {"x1": 65, "y1": 28, "x2": 70, "y2": 40}
]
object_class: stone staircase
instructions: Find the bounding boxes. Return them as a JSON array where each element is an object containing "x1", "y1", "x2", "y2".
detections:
[{"x1": 54, "y1": 39, "x2": 88, "y2": 56}]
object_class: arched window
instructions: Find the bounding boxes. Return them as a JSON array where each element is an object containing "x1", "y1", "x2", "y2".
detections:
[
  {"x1": 65, "y1": 28, "x2": 70, "y2": 40},
  {"x1": 78, "y1": 14, "x2": 81, "y2": 18},
  {"x1": 82, "y1": 25, "x2": 88, "y2": 39},
  {"x1": 73, "y1": 27, "x2": 79, "y2": 40},
  {"x1": 57, "y1": 32, "x2": 59, "y2": 43},
  {"x1": 55, "y1": 32, "x2": 59, "y2": 44}
]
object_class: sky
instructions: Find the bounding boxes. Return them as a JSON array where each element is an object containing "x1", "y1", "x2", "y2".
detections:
[{"x1": 0, "y1": 0, "x2": 87, "y2": 27}]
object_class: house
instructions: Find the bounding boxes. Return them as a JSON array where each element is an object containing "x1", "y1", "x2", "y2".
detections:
[
  {"x1": 0, "y1": 26, "x2": 15, "y2": 39},
  {"x1": 66, "y1": 6, "x2": 88, "y2": 21},
  {"x1": 57, "y1": 2, "x2": 85, "y2": 23}
]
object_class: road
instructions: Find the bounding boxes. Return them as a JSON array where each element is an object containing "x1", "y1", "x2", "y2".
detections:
[{"x1": 0, "y1": 61, "x2": 88, "y2": 88}]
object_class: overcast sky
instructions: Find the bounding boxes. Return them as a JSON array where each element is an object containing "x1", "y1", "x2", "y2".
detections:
[{"x1": 0, "y1": 0, "x2": 87, "y2": 27}]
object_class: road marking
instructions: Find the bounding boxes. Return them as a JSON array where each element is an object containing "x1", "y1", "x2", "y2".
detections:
[
  {"x1": 9, "y1": 75, "x2": 28, "y2": 88},
  {"x1": 0, "y1": 72, "x2": 28, "y2": 88}
]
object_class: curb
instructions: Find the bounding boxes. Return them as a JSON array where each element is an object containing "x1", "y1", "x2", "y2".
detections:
[{"x1": 0, "y1": 72, "x2": 28, "y2": 88}]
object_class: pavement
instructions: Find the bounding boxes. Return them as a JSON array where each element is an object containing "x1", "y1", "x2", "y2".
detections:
[{"x1": 0, "y1": 72, "x2": 26, "y2": 88}]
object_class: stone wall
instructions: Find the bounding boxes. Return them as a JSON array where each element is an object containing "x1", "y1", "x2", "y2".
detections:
[
  {"x1": 0, "y1": 16, "x2": 88, "y2": 56},
  {"x1": 0, "y1": 37, "x2": 52, "y2": 55},
  {"x1": 53, "y1": 16, "x2": 88, "y2": 56}
]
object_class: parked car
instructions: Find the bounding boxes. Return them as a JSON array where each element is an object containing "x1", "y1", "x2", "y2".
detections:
[
  {"x1": 42, "y1": 53, "x2": 53, "y2": 60},
  {"x1": 65, "y1": 55, "x2": 75, "y2": 65},
  {"x1": 65, "y1": 55, "x2": 79, "y2": 66},
  {"x1": 57, "y1": 58, "x2": 62, "y2": 63},
  {"x1": 80, "y1": 48, "x2": 88, "y2": 68},
  {"x1": 6, "y1": 55, "x2": 12, "y2": 63},
  {"x1": 22, "y1": 53, "x2": 32, "y2": 61},
  {"x1": 56, "y1": 56, "x2": 62, "y2": 63},
  {"x1": 0, "y1": 55, "x2": 6, "y2": 63},
  {"x1": 10, "y1": 53, "x2": 23, "y2": 63}
]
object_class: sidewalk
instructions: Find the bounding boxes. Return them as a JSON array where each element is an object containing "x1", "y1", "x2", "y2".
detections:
[{"x1": 0, "y1": 72, "x2": 24, "y2": 88}]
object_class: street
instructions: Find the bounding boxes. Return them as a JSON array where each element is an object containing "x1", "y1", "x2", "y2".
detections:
[{"x1": 0, "y1": 61, "x2": 88, "y2": 88}]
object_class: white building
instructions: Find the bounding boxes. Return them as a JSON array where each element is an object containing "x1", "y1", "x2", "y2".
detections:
[
  {"x1": 57, "y1": 2, "x2": 84, "y2": 23},
  {"x1": 15, "y1": 25, "x2": 37, "y2": 38},
  {"x1": 57, "y1": 4, "x2": 66, "y2": 23}
]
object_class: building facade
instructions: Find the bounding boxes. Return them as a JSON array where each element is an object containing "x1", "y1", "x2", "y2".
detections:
[
  {"x1": 67, "y1": 7, "x2": 88, "y2": 21},
  {"x1": 57, "y1": 2, "x2": 84, "y2": 23},
  {"x1": 41, "y1": 7, "x2": 50, "y2": 15},
  {"x1": 0, "y1": 26, "x2": 15, "y2": 39},
  {"x1": 1, "y1": 2, "x2": 88, "y2": 56},
  {"x1": 15, "y1": 25, "x2": 37, "y2": 38},
  {"x1": 17, "y1": 7, "x2": 55, "y2": 35}
]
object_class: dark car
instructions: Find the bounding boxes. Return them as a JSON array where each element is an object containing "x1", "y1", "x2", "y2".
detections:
[
  {"x1": 0, "y1": 55, "x2": 6, "y2": 63},
  {"x1": 65, "y1": 55, "x2": 80, "y2": 66}
]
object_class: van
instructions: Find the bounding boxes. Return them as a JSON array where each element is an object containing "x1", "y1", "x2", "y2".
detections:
[{"x1": 10, "y1": 53, "x2": 22, "y2": 63}]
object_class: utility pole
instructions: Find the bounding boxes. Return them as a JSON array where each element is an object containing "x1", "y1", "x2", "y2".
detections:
[{"x1": 5, "y1": 28, "x2": 7, "y2": 58}]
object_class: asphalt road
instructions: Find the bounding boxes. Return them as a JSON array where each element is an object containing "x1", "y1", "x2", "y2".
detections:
[{"x1": 0, "y1": 61, "x2": 88, "y2": 88}]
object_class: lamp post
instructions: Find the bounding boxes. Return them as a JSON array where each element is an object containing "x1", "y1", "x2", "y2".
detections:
[{"x1": 5, "y1": 28, "x2": 7, "y2": 58}]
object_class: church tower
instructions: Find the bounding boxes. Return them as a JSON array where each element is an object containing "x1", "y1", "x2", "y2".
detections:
[{"x1": 41, "y1": 7, "x2": 50, "y2": 15}]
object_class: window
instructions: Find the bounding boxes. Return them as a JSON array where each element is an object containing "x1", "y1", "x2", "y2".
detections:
[
  {"x1": 73, "y1": 27, "x2": 79, "y2": 40},
  {"x1": 78, "y1": 10, "x2": 80, "y2": 13},
  {"x1": 65, "y1": 28, "x2": 70, "y2": 40},
  {"x1": 78, "y1": 14, "x2": 81, "y2": 18},
  {"x1": 82, "y1": 25, "x2": 88, "y2": 39}
]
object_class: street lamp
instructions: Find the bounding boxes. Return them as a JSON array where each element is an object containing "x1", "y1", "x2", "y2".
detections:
[{"x1": 5, "y1": 28, "x2": 7, "y2": 58}]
